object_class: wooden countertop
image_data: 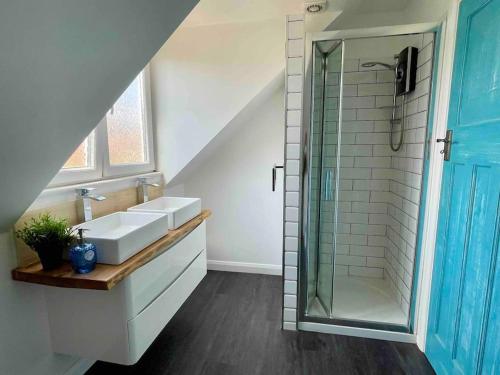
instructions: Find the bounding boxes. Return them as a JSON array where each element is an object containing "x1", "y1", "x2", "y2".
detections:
[{"x1": 12, "y1": 209, "x2": 211, "y2": 291}]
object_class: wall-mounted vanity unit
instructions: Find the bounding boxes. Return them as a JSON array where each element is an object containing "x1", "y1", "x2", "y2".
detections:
[{"x1": 12, "y1": 209, "x2": 211, "y2": 365}]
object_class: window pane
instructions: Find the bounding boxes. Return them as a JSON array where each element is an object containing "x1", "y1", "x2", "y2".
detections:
[
  {"x1": 62, "y1": 132, "x2": 95, "y2": 170},
  {"x1": 106, "y1": 73, "x2": 147, "y2": 165}
]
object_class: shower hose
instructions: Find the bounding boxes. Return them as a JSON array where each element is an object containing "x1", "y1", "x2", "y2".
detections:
[{"x1": 389, "y1": 74, "x2": 405, "y2": 152}]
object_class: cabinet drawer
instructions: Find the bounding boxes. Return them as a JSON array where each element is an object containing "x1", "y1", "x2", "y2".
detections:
[
  {"x1": 127, "y1": 249, "x2": 207, "y2": 364},
  {"x1": 125, "y1": 221, "x2": 206, "y2": 317}
]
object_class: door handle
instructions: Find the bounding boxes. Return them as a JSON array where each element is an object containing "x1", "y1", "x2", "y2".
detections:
[
  {"x1": 437, "y1": 130, "x2": 453, "y2": 161},
  {"x1": 272, "y1": 164, "x2": 283, "y2": 192}
]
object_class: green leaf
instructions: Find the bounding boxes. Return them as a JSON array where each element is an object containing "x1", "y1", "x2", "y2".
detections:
[{"x1": 15, "y1": 213, "x2": 77, "y2": 251}]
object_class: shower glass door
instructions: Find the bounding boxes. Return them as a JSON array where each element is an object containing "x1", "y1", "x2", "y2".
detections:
[
  {"x1": 302, "y1": 32, "x2": 434, "y2": 332},
  {"x1": 305, "y1": 41, "x2": 343, "y2": 317}
]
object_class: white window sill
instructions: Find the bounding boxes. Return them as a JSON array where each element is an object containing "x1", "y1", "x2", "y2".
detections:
[{"x1": 29, "y1": 172, "x2": 163, "y2": 212}]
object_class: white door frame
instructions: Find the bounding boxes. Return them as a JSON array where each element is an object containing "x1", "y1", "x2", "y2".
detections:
[{"x1": 413, "y1": 0, "x2": 460, "y2": 351}]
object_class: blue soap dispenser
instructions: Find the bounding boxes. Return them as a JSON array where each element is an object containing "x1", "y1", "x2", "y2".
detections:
[{"x1": 70, "y1": 228, "x2": 97, "y2": 274}]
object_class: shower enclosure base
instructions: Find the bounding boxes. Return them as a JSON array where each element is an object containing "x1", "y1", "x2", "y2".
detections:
[
  {"x1": 297, "y1": 321, "x2": 416, "y2": 344},
  {"x1": 307, "y1": 276, "x2": 407, "y2": 326}
]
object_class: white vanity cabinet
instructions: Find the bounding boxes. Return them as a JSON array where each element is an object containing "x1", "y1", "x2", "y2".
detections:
[{"x1": 44, "y1": 222, "x2": 207, "y2": 365}]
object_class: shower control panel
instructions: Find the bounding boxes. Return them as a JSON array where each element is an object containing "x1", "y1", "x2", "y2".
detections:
[{"x1": 396, "y1": 47, "x2": 418, "y2": 96}]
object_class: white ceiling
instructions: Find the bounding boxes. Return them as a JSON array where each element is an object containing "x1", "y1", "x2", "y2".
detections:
[
  {"x1": 354, "y1": 0, "x2": 409, "y2": 13},
  {"x1": 181, "y1": 0, "x2": 410, "y2": 27}
]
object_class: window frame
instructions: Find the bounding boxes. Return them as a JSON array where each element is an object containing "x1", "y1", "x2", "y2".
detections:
[
  {"x1": 48, "y1": 66, "x2": 155, "y2": 187},
  {"x1": 48, "y1": 126, "x2": 105, "y2": 186},
  {"x1": 103, "y1": 66, "x2": 155, "y2": 178}
]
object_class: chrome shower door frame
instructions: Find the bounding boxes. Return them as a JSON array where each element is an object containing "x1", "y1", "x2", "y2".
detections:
[{"x1": 303, "y1": 40, "x2": 344, "y2": 317}]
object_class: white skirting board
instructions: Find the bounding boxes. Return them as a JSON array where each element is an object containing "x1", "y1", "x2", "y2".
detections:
[{"x1": 207, "y1": 260, "x2": 282, "y2": 276}]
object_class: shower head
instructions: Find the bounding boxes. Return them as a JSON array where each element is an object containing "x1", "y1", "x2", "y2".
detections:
[{"x1": 361, "y1": 61, "x2": 397, "y2": 70}]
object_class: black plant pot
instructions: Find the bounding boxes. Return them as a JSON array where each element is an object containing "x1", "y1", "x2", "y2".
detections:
[{"x1": 36, "y1": 245, "x2": 65, "y2": 271}]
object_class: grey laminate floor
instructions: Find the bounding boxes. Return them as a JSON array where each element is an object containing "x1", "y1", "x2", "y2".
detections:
[{"x1": 87, "y1": 271, "x2": 435, "y2": 375}]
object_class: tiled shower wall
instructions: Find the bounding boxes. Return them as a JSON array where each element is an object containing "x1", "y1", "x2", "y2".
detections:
[
  {"x1": 282, "y1": 15, "x2": 305, "y2": 330},
  {"x1": 385, "y1": 33, "x2": 434, "y2": 312},
  {"x1": 333, "y1": 52, "x2": 396, "y2": 280}
]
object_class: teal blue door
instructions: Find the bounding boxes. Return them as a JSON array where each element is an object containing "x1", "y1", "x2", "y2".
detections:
[{"x1": 426, "y1": 0, "x2": 500, "y2": 374}]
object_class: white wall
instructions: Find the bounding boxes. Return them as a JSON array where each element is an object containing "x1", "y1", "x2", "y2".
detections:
[
  {"x1": 181, "y1": 86, "x2": 285, "y2": 274},
  {"x1": 0, "y1": 231, "x2": 80, "y2": 375},
  {"x1": 150, "y1": 19, "x2": 285, "y2": 184},
  {"x1": 405, "y1": 0, "x2": 453, "y2": 23},
  {"x1": 0, "y1": 0, "x2": 197, "y2": 231},
  {"x1": 344, "y1": 34, "x2": 424, "y2": 58}
]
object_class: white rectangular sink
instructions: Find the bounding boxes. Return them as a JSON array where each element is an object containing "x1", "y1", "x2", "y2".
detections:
[
  {"x1": 128, "y1": 197, "x2": 201, "y2": 230},
  {"x1": 74, "y1": 212, "x2": 169, "y2": 265}
]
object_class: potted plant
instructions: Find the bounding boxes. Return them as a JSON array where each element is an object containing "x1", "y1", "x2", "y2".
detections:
[{"x1": 16, "y1": 213, "x2": 77, "y2": 271}]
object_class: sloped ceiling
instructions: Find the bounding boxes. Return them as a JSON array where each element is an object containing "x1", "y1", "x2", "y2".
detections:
[
  {"x1": 151, "y1": 18, "x2": 286, "y2": 184},
  {"x1": 151, "y1": 0, "x2": 343, "y2": 185},
  {"x1": 180, "y1": 0, "x2": 303, "y2": 27},
  {"x1": 0, "y1": 0, "x2": 198, "y2": 231}
]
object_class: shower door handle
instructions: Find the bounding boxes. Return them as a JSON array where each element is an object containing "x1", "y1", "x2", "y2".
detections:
[
  {"x1": 324, "y1": 169, "x2": 333, "y2": 201},
  {"x1": 272, "y1": 164, "x2": 283, "y2": 192}
]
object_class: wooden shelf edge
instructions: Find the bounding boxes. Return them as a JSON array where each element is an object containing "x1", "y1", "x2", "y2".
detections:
[
  {"x1": 11, "y1": 267, "x2": 110, "y2": 290},
  {"x1": 12, "y1": 209, "x2": 212, "y2": 291}
]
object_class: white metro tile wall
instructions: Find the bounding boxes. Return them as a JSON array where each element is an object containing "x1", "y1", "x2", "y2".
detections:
[
  {"x1": 282, "y1": 15, "x2": 304, "y2": 330},
  {"x1": 332, "y1": 53, "x2": 396, "y2": 280},
  {"x1": 385, "y1": 34, "x2": 435, "y2": 313},
  {"x1": 327, "y1": 34, "x2": 434, "y2": 294},
  {"x1": 284, "y1": 280, "x2": 297, "y2": 294}
]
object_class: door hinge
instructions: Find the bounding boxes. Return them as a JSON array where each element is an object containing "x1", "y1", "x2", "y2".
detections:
[{"x1": 437, "y1": 130, "x2": 453, "y2": 161}]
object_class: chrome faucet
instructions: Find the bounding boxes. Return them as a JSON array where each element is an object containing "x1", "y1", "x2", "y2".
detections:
[
  {"x1": 76, "y1": 188, "x2": 106, "y2": 222},
  {"x1": 138, "y1": 178, "x2": 160, "y2": 203}
]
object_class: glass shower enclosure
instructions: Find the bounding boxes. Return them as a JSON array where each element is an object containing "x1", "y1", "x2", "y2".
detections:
[
  {"x1": 305, "y1": 40, "x2": 343, "y2": 318},
  {"x1": 300, "y1": 31, "x2": 435, "y2": 333}
]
